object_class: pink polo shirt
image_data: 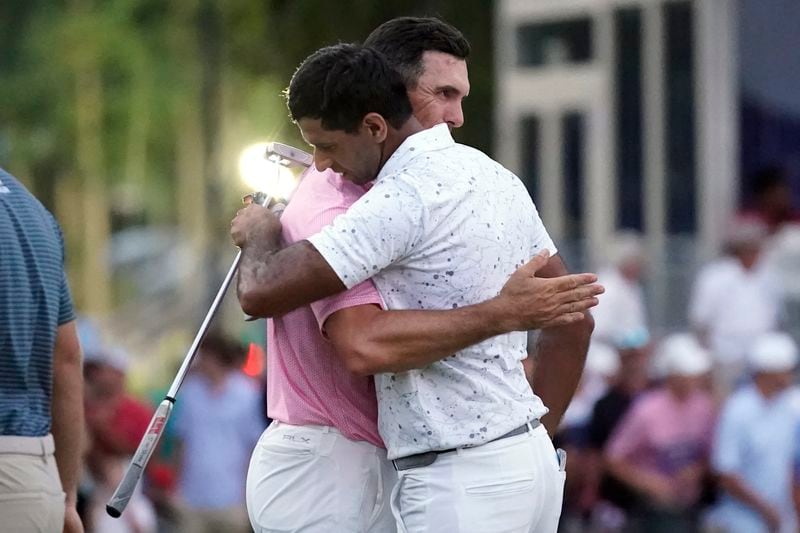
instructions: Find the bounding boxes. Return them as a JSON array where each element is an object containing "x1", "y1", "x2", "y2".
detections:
[
  {"x1": 265, "y1": 167, "x2": 384, "y2": 448},
  {"x1": 606, "y1": 388, "x2": 716, "y2": 504}
]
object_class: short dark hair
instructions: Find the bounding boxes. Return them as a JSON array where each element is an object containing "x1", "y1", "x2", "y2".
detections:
[
  {"x1": 200, "y1": 332, "x2": 245, "y2": 368},
  {"x1": 286, "y1": 43, "x2": 412, "y2": 133},
  {"x1": 364, "y1": 17, "x2": 471, "y2": 88},
  {"x1": 751, "y1": 166, "x2": 788, "y2": 197}
]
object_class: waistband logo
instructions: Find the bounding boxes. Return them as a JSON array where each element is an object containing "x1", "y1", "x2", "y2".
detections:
[{"x1": 282, "y1": 434, "x2": 311, "y2": 443}]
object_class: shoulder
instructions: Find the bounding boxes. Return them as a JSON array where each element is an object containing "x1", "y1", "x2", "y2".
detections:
[
  {"x1": 180, "y1": 376, "x2": 204, "y2": 396},
  {"x1": 283, "y1": 168, "x2": 367, "y2": 239},
  {"x1": 368, "y1": 169, "x2": 427, "y2": 207},
  {"x1": 288, "y1": 168, "x2": 341, "y2": 207},
  {"x1": 4, "y1": 170, "x2": 62, "y2": 233},
  {"x1": 698, "y1": 258, "x2": 738, "y2": 280},
  {"x1": 723, "y1": 387, "x2": 758, "y2": 417},
  {"x1": 230, "y1": 373, "x2": 260, "y2": 398},
  {"x1": 783, "y1": 386, "x2": 800, "y2": 415},
  {"x1": 295, "y1": 167, "x2": 364, "y2": 203}
]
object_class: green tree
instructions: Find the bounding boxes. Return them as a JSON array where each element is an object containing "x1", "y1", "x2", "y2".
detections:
[{"x1": 0, "y1": 0, "x2": 495, "y2": 319}]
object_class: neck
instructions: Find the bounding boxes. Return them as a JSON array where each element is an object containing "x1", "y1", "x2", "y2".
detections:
[
  {"x1": 755, "y1": 378, "x2": 780, "y2": 399},
  {"x1": 668, "y1": 384, "x2": 692, "y2": 402},
  {"x1": 205, "y1": 369, "x2": 228, "y2": 388},
  {"x1": 377, "y1": 116, "x2": 425, "y2": 172}
]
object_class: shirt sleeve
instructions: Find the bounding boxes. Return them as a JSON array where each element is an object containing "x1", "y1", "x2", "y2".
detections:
[
  {"x1": 307, "y1": 173, "x2": 425, "y2": 289},
  {"x1": 712, "y1": 400, "x2": 743, "y2": 474},
  {"x1": 527, "y1": 199, "x2": 558, "y2": 257},
  {"x1": 283, "y1": 177, "x2": 385, "y2": 328},
  {"x1": 605, "y1": 398, "x2": 649, "y2": 460},
  {"x1": 310, "y1": 280, "x2": 384, "y2": 335},
  {"x1": 52, "y1": 217, "x2": 76, "y2": 325}
]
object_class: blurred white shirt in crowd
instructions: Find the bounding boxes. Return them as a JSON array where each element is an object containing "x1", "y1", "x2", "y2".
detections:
[
  {"x1": 592, "y1": 267, "x2": 648, "y2": 346},
  {"x1": 560, "y1": 342, "x2": 619, "y2": 430},
  {"x1": 689, "y1": 257, "x2": 783, "y2": 365}
]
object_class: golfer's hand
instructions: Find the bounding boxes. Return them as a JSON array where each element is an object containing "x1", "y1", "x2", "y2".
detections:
[
  {"x1": 230, "y1": 204, "x2": 282, "y2": 249},
  {"x1": 495, "y1": 250, "x2": 603, "y2": 330}
]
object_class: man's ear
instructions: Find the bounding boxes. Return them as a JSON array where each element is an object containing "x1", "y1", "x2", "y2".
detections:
[{"x1": 362, "y1": 112, "x2": 388, "y2": 144}]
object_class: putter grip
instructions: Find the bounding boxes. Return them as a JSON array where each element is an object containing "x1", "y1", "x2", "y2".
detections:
[
  {"x1": 106, "y1": 400, "x2": 173, "y2": 518},
  {"x1": 106, "y1": 463, "x2": 144, "y2": 517}
]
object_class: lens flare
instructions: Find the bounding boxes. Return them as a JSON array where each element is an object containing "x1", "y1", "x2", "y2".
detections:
[{"x1": 238, "y1": 142, "x2": 299, "y2": 200}]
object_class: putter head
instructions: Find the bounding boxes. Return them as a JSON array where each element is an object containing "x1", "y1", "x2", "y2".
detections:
[
  {"x1": 242, "y1": 191, "x2": 271, "y2": 206},
  {"x1": 265, "y1": 142, "x2": 312, "y2": 169}
]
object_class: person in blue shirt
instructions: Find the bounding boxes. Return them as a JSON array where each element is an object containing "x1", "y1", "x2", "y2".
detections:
[
  {"x1": 0, "y1": 169, "x2": 84, "y2": 532},
  {"x1": 172, "y1": 333, "x2": 265, "y2": 533},
  {"x1": 708, "y1": 332, "x2": 800, "y2": 533}
]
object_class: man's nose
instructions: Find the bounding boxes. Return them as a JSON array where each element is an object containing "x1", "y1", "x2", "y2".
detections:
[
  {"x1": 447, "y1": 104, "x2": 464, "y2": 129},
  {"x1": 314, "y1": 152, "x2": 332, "y2": 172}
]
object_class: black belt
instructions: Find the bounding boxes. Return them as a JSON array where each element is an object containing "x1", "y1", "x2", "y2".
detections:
[{"x1": 392, "y1": 419, "x2": 541, "y2": 471}]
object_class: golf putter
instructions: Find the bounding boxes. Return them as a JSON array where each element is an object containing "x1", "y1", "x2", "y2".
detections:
[{"x1": 106, "y1": 143, "x2": 311, "y2": 518}]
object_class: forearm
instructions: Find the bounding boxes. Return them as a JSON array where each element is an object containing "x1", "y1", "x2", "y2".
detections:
[
  {"x1": 327, "y1": 249, "x2": 603, "y2": 376},
  {"x1": 237, "y1": 239, "x2": 346, "y2": 318},
  {"x1": 334, "y1": 298, "x2": 514, "y2": 376},
  {"x1": 606, "y1": 458, "x2": 667, "y2": 497},
  {"x1": 719, "y1": 473, "x2": 774, "y2": 517},
  {"x1": 51, "y1": 322, "x2": 84, "y2": 505},
  {"x1": 532, "y1": 311, "x2": 593, "y2": 435}
]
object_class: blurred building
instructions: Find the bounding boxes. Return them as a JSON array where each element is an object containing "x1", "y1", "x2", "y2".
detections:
[{"x1": 494, "y1": 0, "x2": 800, "y2": 334}]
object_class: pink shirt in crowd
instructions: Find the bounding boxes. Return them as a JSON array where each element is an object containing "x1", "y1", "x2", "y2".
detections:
[
  {"x1": 265, "y1": 168, "x2": 384, "y2": 448},
  {"x1": 606, "y1": 388, "x2": 716, "y2": 503}
]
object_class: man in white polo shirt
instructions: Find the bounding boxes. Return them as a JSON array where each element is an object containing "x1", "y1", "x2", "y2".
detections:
[
  {"x1": 243, "y1": 18, "x2": 603, "y2": 533},
  {"x1": 232, "y1": 43, "x2": 589, "y2": 532}
]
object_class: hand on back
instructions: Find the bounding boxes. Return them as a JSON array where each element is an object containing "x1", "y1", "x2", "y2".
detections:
[{"x1": 495, "y1": 250, "x2": 603, "y2": 331}]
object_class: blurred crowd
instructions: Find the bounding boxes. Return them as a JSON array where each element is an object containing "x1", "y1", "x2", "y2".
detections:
[
  {"x1": 75, "y1": 326, "x2": 268, "y2": 533},
  {"x1": 71, "y1": 169, "x2": 800, "y2": 533},
  {"x1": 555, "y1": 168, "x2": 800, "y2": 533}
]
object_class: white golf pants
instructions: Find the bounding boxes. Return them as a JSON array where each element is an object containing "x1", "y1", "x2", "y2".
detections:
[
  {"x1": 390, "y1": 423, "x2": 566, "y2": 533},
  {"x1": 246, "y1": 421, "x2": 397, "y2": 532}
]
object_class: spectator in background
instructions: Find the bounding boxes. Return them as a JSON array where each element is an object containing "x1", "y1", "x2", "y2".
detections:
[
  {"x1": 689, "y1": 218, "x2": 784, "y2": 396},
  {"x1": 83, "y1": 344, "x2": 151, "y2": 463},
  {"x1": 80, "y1": 333, "x2": 157, "y2": 533},
  {"x1": 593, "y1": 232, "x2": 649, "y2": 347},
  {"x1": 0, "y1": 169, "x2": 84, "y2": 533},
  {"x1": 739, "y1": 166, "x2": 800, "y2": 235},
  {"x1": 173, "y1": 333, "x2": 264, "y2": 533},
  {"x1": 582, "y1": 332, "x2": 652, "y2": 529},
  {"x1": 560, "y1": 342, "x2": 620, "y2": 443},
  {"x1": 706, "y1": 332, "x2": 800, "y2": 533},
  {"x1": 605, "y1": 333, "x2": 715, "y2": 532},
  {"x1": 557, "y1": 342, "x2": 620, "y2": 531}
]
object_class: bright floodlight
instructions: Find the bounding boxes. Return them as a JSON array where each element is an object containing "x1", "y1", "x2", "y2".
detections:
[{"x1": 238, "y1": 142, "x2": 298, "y2": 200}]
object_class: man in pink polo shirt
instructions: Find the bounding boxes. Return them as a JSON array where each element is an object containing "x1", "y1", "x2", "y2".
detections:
[
  {"x1": 245, "y1": 169, "x2": 392, "y2": 532},
  {"x1": 242, "y1": 18, "x2": 602, "y2": 533}
]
